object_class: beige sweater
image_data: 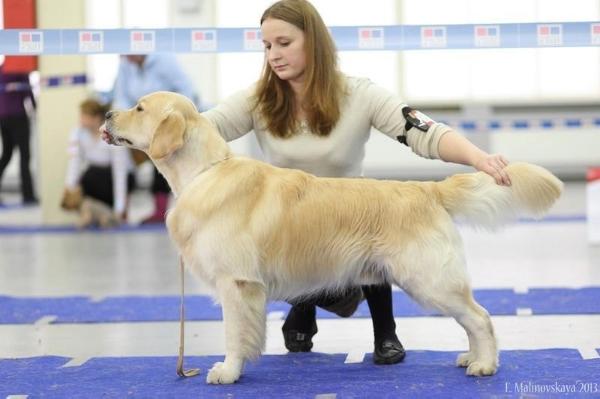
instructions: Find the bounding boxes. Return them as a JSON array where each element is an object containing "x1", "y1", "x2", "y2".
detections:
[{"x1": 203, "y1": 76, "x2": 451, "y2": 178}]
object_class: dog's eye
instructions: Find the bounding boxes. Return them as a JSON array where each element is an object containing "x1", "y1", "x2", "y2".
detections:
[{"x1": 136, "y1": 105, "x2": 144, "y2": 112}]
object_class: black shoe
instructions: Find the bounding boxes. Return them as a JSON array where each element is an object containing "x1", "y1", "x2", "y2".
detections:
[
  {"x1": 282, "y1": 319, "x2": 317, "y2": 352},
  {"x1": 373, "y1": 337, "x2": 406, "y2": 365},
  {"x1": 320, "y1": 287, "x2": 364, "y2": 318}
]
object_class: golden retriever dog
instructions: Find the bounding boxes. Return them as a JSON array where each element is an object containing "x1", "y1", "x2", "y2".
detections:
[
  {"x1": 61, "y1": 186, "x2": 120, "y2": 229},
  {"x1": 101, "y1": 91, "x2": 562, "y2": 384}
]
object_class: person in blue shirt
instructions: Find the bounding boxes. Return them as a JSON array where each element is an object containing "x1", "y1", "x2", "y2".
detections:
[{"x1": 112, "y1": 54, "x2": 199, "y2": 223}]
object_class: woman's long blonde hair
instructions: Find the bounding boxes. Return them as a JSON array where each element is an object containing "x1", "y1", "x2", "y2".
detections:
[{"x1": 253, "y1": 0, "x2": 345, "y2": 138}]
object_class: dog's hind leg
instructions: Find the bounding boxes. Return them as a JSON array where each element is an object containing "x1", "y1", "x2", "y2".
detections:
[
  {"x1": 206, "y1": 276, "x2": 267, "y2": 384},
  {"x1": 457, "y1": 300, "x2": 497, "y2": 374},
  {"x1": 444, "y1": 290, "x2": 498, "y2": 376},
  {"x1": 393, "y1": 255, "x2": 498, "y2": 376}
]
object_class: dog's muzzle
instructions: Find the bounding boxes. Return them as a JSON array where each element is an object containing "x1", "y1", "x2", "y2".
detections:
[{"x1": 101, "y1": 123, "x2": 132, "y2": 146}]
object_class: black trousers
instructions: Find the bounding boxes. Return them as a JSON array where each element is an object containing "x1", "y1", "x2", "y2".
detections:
[
  {"x1": 80, "y1": 165, "x2": 135, "y2": 207},
  {"x1": 287, "y1": 283, "x2": 397, "y2": 342},
  {"x1": 151, "y1": 166, "x2": 170, "y2": 194},
  {"x1": 0, "y1": 115, "x2": 35, "y2": 200}
]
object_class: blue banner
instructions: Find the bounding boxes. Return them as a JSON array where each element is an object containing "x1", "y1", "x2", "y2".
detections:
[{"x1": 1, "y1": 22, "x2": 600, "y2": 55}]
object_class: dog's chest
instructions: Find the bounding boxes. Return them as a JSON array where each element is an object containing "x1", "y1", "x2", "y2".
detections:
[{"x1": 165, "y1": 210, "x2": 231, "y2": 285}]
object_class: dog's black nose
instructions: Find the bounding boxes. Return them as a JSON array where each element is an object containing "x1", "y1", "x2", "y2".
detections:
[{"x1": 105, "y1": 111, "x2": 114, "y2": 120}]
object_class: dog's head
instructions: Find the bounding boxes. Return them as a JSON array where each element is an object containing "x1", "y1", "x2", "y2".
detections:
[{"x1": 102, "y1": 91, "x2": 197, "y2": 159}]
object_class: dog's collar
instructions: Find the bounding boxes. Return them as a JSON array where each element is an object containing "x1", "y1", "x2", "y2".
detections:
[
  {"x1": 190, "y1": 155, "x2": 232, "y2": 181},
  {"x1": 209, "y1": 155, "x2": 232, "y2": 168}
]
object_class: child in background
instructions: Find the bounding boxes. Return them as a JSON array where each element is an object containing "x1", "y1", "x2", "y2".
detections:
[{"x1": 63, "y1": 99, "x2": 135, "y2": 223}]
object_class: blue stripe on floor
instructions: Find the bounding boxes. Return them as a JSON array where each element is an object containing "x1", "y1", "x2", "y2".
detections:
[
  {"x1": 2, "y1": 287, "x2": 599, "y2": 324},
  {"x1": 0, "y1": 214, "x2": 586, "y2": 235},
  {"x1": 0, "y1": 223, "x2": 167, "y2": 234},
  {"x1": 1, "y1": 350, "x2": 598, "y2": 398},
  {"x1": 517, "y1": 214, "x2": 587, "y2": 223}
]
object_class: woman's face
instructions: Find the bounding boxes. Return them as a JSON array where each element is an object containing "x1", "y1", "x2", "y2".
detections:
[{"x1": 261, "y1": 18, "x2": 307, "y2": 86}]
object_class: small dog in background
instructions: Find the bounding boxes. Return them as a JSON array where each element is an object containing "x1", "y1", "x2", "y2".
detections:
[{"x1": 61, "y1": 187, "x2": 120, "y2": 229}]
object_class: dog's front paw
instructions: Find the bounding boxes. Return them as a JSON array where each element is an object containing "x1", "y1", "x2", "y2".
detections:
[
  {"x1": 465, "y1": 361, "x2": 497, "y2": 376},
  {"x1": 206, "y1": 361, "x2": 241, "y2": 384},
  {"x1": 456, "y1": 352, "x2": 475, "y2": 367}
]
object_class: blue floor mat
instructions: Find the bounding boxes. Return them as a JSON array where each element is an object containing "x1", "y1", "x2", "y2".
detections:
[
  {"x1": 2, "y1": 287, "x2": 599, "y2": 324},
  {"x1": 1, "y1": 349, "x2": 599, "y2": 398},
  {"x1": 0, "y1": 223, "x2": 166, "y2": 234},
  {"x1": 0, "y1": 214, "x2": 586, "y2": 235}
]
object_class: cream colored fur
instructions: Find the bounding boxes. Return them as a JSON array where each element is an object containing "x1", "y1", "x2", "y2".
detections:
[{"x1": 102, "y1": 91, "x2": 563, "y2": 384}]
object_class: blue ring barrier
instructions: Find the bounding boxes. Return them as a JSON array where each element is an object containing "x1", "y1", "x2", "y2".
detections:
[
  {"x1": 40, "y1": 73, "x2": 87, "y2": 87},
  {"x1": 442, "y1": 118, "x2": 600, "y2": 131},
  {"x1": 1, "y1": 287, "x2": 598, "y2": 324},
  {"x1": 0, "y1": 214, "x2": 586, "y2": 235},
  {"x1": 0, "y1": 73, "x2": 87, "y2": 93},
  {"x1": 0, "y1": 74, "x2": 599, "y2": 131},
  {"x1": 0, "y1": 223, "x2": 167, "y2": 234},
  {"x1": 1, "y1": 22, "x2": 600, "y2": 55}
]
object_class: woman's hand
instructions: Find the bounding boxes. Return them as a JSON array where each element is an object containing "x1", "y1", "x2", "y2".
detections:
[
  {"x1": 437, "y1": 131, "x2": 511, "y2": 186},
  {"x1": 473, "y1": 154, "x2": 511, "y2": 186}
]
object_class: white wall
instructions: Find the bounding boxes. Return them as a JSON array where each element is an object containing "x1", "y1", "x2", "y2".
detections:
[
  {"x1": 400, "y1": 0, "x2": 600, "y2": 104},
  {"x1": 3, "y1": 0, "x2": 598, "y2": 188}
]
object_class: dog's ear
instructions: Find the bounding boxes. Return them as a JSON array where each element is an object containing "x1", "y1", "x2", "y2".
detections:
[{"x1": 149, "y1": 111, "x2": 186, "y2": 159}]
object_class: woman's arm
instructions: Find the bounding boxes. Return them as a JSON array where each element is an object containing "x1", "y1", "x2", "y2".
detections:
[
  {"x1": 437, "y1": 130, "x2": 511, "y2": 186},
  {"x1": 359, "y1": 77, "x2": 511, "y2": 186},
  {"x1": 202, "y1": 86, "x2": 255, "y2": 142}
]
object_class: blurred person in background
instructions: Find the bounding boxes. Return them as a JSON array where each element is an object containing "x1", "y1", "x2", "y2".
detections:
[
  {"x1": 64, "y1": 98, "x2": 135, "y2": 222},
  {"x1": 112, "y1": 54, "x2": 199, "y2": 224},
  {"x1": 0, "y1": 67, "x2": 37, "y2": 205}
]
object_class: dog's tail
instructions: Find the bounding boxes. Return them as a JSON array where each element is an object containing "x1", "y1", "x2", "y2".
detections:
[{"x1": 434, "y1": 162, "x2": 563, "y2": 229}]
